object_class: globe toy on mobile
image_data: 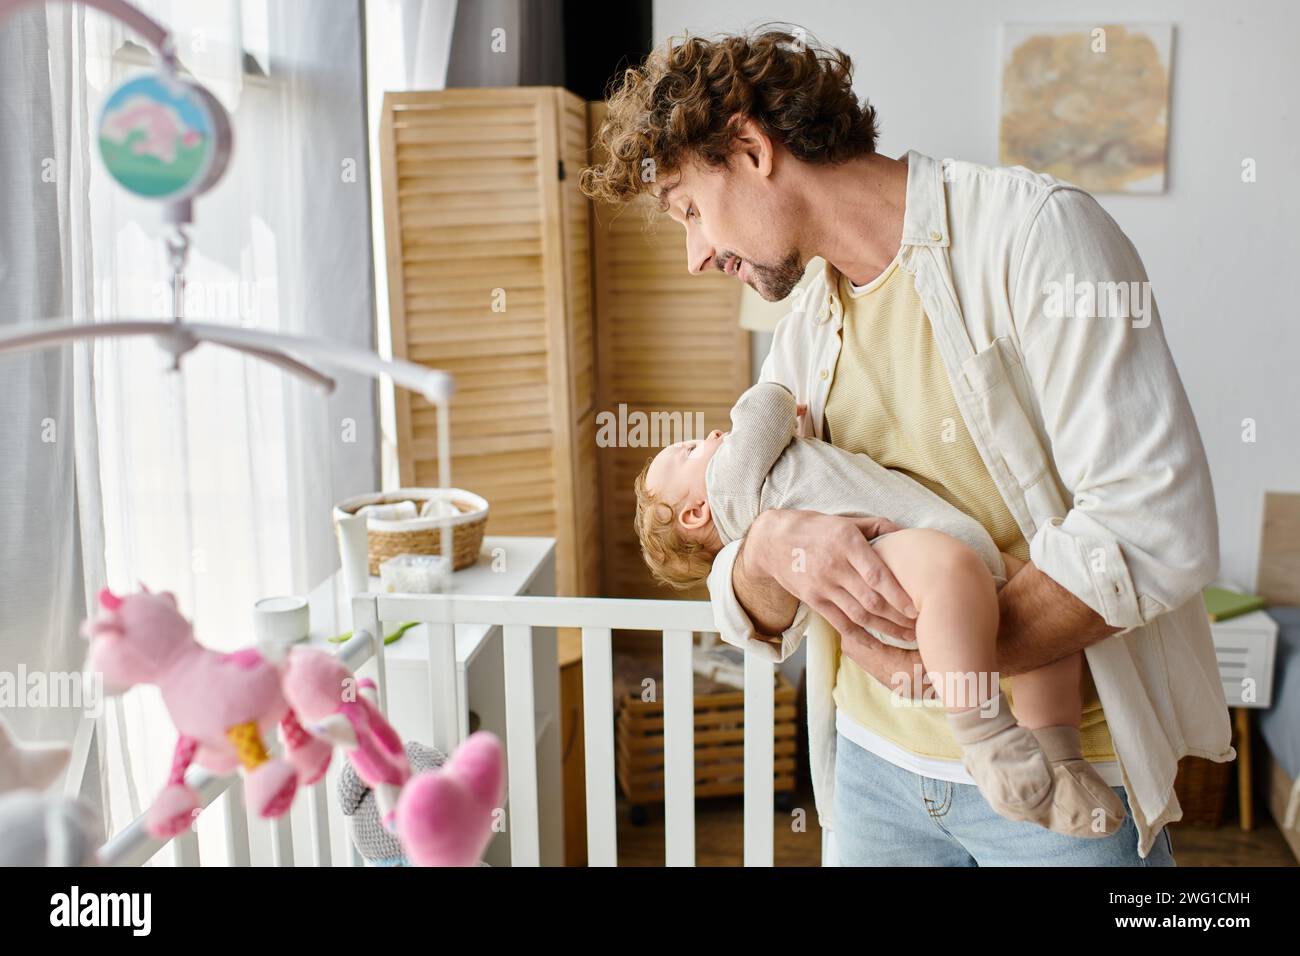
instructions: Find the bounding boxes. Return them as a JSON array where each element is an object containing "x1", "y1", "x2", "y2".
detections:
[{"x1": 97, "y1": 72, "x2": 231, "y2": 202}]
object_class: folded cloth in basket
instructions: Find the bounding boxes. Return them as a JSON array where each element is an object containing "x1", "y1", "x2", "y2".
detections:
[{"x1": 356, "y1": 501, "x2": 419, "y2": 521}]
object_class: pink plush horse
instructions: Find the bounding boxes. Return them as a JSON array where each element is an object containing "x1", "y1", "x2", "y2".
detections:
[{"x1": 82, "y1": 587, "x2": 333, "y2": 838}]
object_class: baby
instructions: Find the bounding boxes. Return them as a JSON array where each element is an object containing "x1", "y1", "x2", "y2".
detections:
[{"x1": 635, "y1": 382, "x2": 1127, "y2": 838}]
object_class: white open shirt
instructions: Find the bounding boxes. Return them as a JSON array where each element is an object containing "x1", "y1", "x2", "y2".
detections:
[{"x1": 706, "y1": 150, "x2": 1235, "y2": 858}]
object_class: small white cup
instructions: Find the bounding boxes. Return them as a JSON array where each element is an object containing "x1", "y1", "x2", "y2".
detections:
[{"x1": 253, "y1": 596, "x2": 310, "y2": 648}]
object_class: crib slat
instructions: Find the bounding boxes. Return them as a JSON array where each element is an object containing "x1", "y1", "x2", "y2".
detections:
[
  {"x1": 222, "y1": 778, "x2": 251, "y2": 867},
  {"x1": 308, "y1": 780, "x2": 332, "y2": 867},
  {"x1": 270, "y1": 814, "x2": 294, "y2": 867},
  {"x1": 743, "y1": 653, "x2": 775, "y2": 867},
  {"x1": 662, "y1": 629, "x2": 695, "y2": 866},
  {"x1": 426, "y1": 622, "x2": 460, "y2": 753},
  {"x1": 503, "y1": 624, "x2": 540, "y2": 866},
  {"x1": 172, "y1": 828, "x2": 199, "y2": 867},
  {"x1": 352, "y1": 596, "x2": 388, "y2": 715},
  {"x1": 581, "y1": 626, "x2": 617, "y2": 866}
]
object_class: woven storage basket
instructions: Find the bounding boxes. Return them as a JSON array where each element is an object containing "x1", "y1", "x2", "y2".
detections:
[
  {"x1": 1175, "y1": 759, "x2": 1232, "y2": 827},
  {"x1": 333, "y1": 488, "x2": 489, "y2": 574},
  {"x1": 1173, "y1": 755, "x2": 1232, "y2": 827},
  {"x1": 1172, "y1": 701, "x2": 1247, "y2": 828}
]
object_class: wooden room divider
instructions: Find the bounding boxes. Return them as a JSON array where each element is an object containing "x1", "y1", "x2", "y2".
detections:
[
  {"x1": 378, "y1": 89, "x2": 749, "y2": 599},
  {"x1": 586, "y1": 103, "x2": 749, "y2": 599}
]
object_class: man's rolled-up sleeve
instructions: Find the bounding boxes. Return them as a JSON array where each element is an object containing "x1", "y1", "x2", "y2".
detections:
[
  {"x1": 707, "y1": 538, "x2": 811, "y2": 662},
  {"x1": 1011, "y1": 187, "x2": 1219, "y2": 629},
  {"x1": 704, "y1": 308, "x2": 817, "y2": 661}
]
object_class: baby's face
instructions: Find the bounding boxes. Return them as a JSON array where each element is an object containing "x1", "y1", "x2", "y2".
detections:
[{"x1": 645, "y1": 430, "x2": 726, "y2": 517}]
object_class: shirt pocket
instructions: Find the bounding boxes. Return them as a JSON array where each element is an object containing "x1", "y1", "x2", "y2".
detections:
[{"x1": 960, "y1": 337, "x2": 1066, "y2": 521}]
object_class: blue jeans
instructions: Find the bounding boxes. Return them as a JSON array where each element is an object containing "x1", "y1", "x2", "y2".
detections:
[{"x1": 832, "y1": 732, "x2": 1176, "y2": 866}]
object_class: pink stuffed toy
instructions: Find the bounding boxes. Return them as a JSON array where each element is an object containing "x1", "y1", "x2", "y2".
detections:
[
  {"x1": 281, "y1": 647, "x2": 411, "y2": 828},
  {"x1": 280, "y1": 648, "x2": 503, "y2": 865},
  {"x1": 82, "y1": 587, "x2": 333, "y2": 838},
  {"x1": 396, "y1": 731, "x2": 504, "y2": 867}
]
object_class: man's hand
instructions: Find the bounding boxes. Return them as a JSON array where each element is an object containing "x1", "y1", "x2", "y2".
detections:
[
  {"x1": 840, "y1": 551, "x2": 1029, "y2": 695},
  {"x1": 841, "y1": 552, "x2": 1120, "y2": 694},
  {"x1": 735, "y1": 509, "x2": 918, "y2": 644},
  {"x1": 832, "y1": 554, "x2": 1024, "y2": 697},
  {"x1": 839, "y1": 631, "x2": 928, "y2": 699}
]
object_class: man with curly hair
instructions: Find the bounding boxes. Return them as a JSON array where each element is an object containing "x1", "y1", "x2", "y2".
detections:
[{"x1": 582, "y1": 28, "x2": 1232, "y2": 867}]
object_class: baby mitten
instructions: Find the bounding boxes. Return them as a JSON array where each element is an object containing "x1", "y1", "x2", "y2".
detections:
[
  {"x1": 947, "y1": 695, "x2": 1055, "y2": 819},
  {"x1": 948, "y1": 699, "x2": 1128, "y2": 838},
  {"x1": 1029, "y1": 725, "x2": 1128, "y2": 837}
]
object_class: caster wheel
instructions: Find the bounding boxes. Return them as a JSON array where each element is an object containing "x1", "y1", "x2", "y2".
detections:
[{"x1": 629, "y1": 805, "x2": 649, "y2": 826}]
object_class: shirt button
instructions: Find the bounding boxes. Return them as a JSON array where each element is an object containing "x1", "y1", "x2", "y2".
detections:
[
  {"x1": 819, "y1": 369, "x2": 829, "y2": 380},
  {"x1": 930, "y1": 230, "x2": 942, "y2": 242}
]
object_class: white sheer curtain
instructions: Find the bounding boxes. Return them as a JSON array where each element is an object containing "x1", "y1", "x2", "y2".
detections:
[
  {"x1": 366, "y1": 0, "x2": 457, "y2": 488},
  {"x1": 94, "y1": 1, "x2": 379, "y2": 864},
  {"x1": 0, "y1": 0, "x2": 464, "y2": 866},
  {"x1": 3, "y1": 0, "x2": 380, "y2": 863},
  {"x1": 0, "y1": 4, "x2": 100, "y2": 764}
]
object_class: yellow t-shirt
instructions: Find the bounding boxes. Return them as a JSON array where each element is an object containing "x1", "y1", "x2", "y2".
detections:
[{"x1": 823, "y1": 258, "x2": 1115, "y2": 762}]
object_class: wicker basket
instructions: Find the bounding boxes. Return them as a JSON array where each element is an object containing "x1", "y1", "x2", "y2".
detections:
[
  {"x1": 333, "y1": 488, "x2": 489, "y2": 574},
  {"x1": 1173, "y1": 755, "x2": 1232, "y2": 827}
]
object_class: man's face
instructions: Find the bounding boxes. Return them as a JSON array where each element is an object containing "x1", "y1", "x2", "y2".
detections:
[{"x1": 659, "y1": 154, "x2": 805, "y2": 302}]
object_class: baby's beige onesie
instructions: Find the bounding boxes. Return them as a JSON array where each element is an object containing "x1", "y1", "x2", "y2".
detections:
[{"x1": 705, "y1": 380, "x2": 1007, "y2": 626}]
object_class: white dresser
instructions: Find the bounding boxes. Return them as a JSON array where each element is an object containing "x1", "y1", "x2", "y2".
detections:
[
  {"x1": 1211, "y1": 609, "x2": 1279, "y2": 708},
  {"x1": 1210, "y1": 608, "x2": 1280, "y2": 831}
]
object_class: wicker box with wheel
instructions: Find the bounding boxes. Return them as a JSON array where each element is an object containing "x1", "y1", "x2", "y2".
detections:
[{"x1": 615, "y1": 672, "x2": 798, "y2": 821}]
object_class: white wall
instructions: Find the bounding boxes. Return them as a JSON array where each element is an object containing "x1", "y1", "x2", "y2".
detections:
[{"x1": 655, "y1": 0, "x2": 1300, "y2": 589}]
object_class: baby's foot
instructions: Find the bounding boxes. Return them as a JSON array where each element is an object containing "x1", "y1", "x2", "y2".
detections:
[
  {"x1": 946, "y1": 696, "x2": 1054, "y2": 820},
  {"x1": 1029, "y1": 725, "x2": 1127, "y2": 838}
]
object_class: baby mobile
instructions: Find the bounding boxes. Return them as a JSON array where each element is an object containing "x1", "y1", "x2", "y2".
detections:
[{"x1": 0, "y1": 0, "x2": 500, "y2": 867}]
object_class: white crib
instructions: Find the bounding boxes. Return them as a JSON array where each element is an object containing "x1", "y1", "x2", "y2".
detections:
[{"x1": 98, "y1": 593, "x2": 803, "y2": 867}]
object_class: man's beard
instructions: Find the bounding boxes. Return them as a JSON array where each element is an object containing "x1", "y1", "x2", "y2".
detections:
[{"x1": 732, "y1": 250, "x2": 805, "y2": 302}]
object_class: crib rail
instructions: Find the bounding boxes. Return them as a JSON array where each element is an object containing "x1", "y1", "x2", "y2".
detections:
[{"x1": 99, "y1": 593, "x2": 784, "y2": 867}]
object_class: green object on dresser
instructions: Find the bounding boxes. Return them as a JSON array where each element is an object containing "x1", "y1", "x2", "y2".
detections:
[
  {"x1": 1203, "y1": 586, "x2": 1267, "y2": 623},
  {"x1": 328, "y1": 621, "x2": 420, "y2": 646}
]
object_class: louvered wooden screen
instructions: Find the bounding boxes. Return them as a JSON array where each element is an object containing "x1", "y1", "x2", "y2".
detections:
[
  {"x1": 380, "y1": 88, "x2": 599, "y2": 596},
  {"x1": 588, "y1": 103, "x2": 751, "y2": 600},
  {"x1": 557, "y1": 94, "x2": 602, "y2": 598}
]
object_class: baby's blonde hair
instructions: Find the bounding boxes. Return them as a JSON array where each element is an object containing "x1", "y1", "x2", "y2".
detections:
[{"x1": 633, "y1": 458, "x2": 715, "y2": 591}]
